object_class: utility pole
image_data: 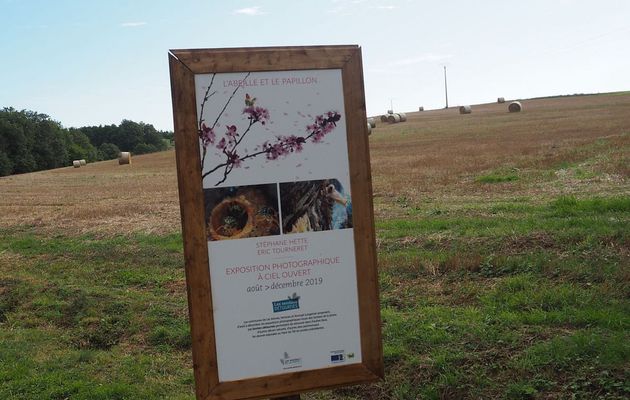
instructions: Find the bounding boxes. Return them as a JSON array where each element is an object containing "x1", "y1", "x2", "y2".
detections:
[{"x1": 444, "y1": 66, "x2": 449, "y2": 109}]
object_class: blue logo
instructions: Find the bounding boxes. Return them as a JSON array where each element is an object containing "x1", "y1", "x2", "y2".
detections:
[
  {"x1": 330, "y1": 350, "x2": 346, "y2": 364},
  {"x1": 272, "y1": 293, "x2": 300, "y2": 313},
  {"x1": 331, "y1": 354, "x2": 345, "y2": 363}
]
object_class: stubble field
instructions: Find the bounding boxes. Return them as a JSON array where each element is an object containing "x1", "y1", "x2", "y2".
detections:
[{"x1": 1, "y1": 92, "x2": 629, "y2": 399}]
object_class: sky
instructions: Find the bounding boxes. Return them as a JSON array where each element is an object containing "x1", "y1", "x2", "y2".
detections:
[{"x1": 1, "y1": 0, "x2": 629, "y2": 131}]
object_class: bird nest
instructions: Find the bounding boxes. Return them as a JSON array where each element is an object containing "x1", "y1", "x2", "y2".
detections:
[
  {"x1": 207, "y1": 188, "x2": 280, "y2": 241},
  {"x1": 208, "y1": 197, "x2": 255, "y2": 240}
]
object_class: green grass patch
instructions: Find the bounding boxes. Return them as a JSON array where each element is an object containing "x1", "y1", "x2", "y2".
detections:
[
  {"x1": 1, "y1": 191, "x2": 629, "y2": 399},
  {"x1": 551, "y1": 195, "x2": 630, "y2": 215},
  {"x1": 512, "y1": 331, "x2": 630, "y2": 398},
  {"x1": 360, "y1": 193, "x2": 629, "y2": 398},
  {"x1": 515, "y1": 330, "x2": 629, "y2": 371},
  {"x1": 377, "y1": 195, "x2": 628, "y2": 244},
  {"x1": 0, "y1": 229, "x2": 194, "y2": 399},
  {"x1": 481, "y1": 275, "x2": 629, "y2": 330}
]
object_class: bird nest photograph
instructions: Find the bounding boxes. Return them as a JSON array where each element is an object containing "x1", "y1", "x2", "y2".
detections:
[
  {"x1": 203, "y1": 184, "x2": 280, "y2": 241},
  {"x1": 280, "y1": 178, "x2": 353, "y2": 234}
]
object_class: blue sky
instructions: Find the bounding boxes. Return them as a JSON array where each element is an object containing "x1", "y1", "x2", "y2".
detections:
[{"x1": 1, "y1": 0, "x2": 629, "y2": 131}]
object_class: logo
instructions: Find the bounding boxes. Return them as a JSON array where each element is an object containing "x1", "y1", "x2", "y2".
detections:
[
  {"x1": 331, "y1": 354, "x2": 344, "y2": 362},
  {"x1": 272, "y1": 293, "x2": 300, "y2": 313},
  {"x1": 280, "y1": 351, "x2": 302, "y2": 370},
  {"x1": 330, "y1": 350, "x2": 346, "y2": 364}
]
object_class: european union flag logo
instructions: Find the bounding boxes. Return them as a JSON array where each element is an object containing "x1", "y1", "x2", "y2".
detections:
[{"x1": 331, "y1": 354, "x2": 345, "y2": 363}]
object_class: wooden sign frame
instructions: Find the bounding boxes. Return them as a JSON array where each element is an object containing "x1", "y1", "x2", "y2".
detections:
[{"x1": 169, "y1": 45, "x2": 382, "y2": 400}]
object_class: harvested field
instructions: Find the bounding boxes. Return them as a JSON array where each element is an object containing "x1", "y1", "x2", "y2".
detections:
[
  {"x1": 0, "y1": 151, "x2": 180, "y2": 236},
  {"x1": 370, "y1": 93, "x2": 629, "y2": 215}
]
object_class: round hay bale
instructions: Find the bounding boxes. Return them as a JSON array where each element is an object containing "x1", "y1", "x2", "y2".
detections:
[
  {"x1": 72, "y1": 160, "x2": 81, "y2": 168},
  {"x1": 368, "y1": 118, "x2": 376, "y2": 128},
  {"x1": 79, "y1": 159, "x2": 87, "y2": 166},
  {"x1": 118, "y1": 152, "x2": 131, "y2": 165},
  {"x1": 497, "y1": 97, "x2": 505, "y2": 103},
  {"x1": 418, "y1": 106, "x2": 424, "y2": 111},
  {"x1": 508, "y1": 101, "x2": 522, "y2": 113},
  {"x1": 397, "y1": 113, "x2": 407, "y2": 122},
  {"x1": 380, "y1": 115, "x2": 388, "y2": 123},
  {"x1": 367, "y1": 122, "x2": 372, "y2": 136},
  {"x1": 459, "y1": 105, "x2": 472, "y2": 114},
  {"x1": 387, "y1": 109, "x2": 394, "y2": 114},
  {"x1": 387, "y1": 113, "x2": 401, "y2": 123}
]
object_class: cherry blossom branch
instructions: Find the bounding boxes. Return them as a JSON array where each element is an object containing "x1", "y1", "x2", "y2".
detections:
[
  {"x1": 201, "y1": 111, "x2": 342, "y2": 185},
  {"x1": 210, "y1": 72, "x2": 251, "y2": 131},
  {"x1": 201, "y1": 147, "x2": 268, "y2": 180},
  {"x1": 216, "y1": 163, "x2": 234, "y2": 186},
  {"x1": 198, "y1": 73, "x2": 216, "y2": 131},
  {"x1": 232, "y1": 120, "x2": 255, "y2": 152},
  {"x1": 197, "y1": 74, "x2": 342, "y2": 186},
  {"x1": 199, "y1": 73, "x2": 251, "y2": 169},
  {"x1": 198, "y1": 74, "x2": 217, "y2": 168}
]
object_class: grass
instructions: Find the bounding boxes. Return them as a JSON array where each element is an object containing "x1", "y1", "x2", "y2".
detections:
[
  {"x1": 476, "y1": 173, "x2": 519, "y2": 183},
  {"x1": 0, "y1": 232, "x2": 193, "y2": 399},
  {"x1": 1, "y1": 92, "x2": 629, "y2": 399},
  {"x1": 360, "y1": 189, "x2": 628, "y2": 399}
]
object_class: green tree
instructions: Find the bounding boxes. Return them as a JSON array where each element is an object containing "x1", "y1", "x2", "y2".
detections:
[
  {"x1": 0, "y1": 150, "x2": 12, "y2": 176},
  {"x1": 0, "y1": 114, "x2": 37, "y2": 173},
  {"x1": 159, "y1": 130, "x2": 174, "y2": 147},
  {"x1": 117, "y1": 120, "x2": 143, "y2": 152},
  {"x1": 32, "y1": 119, "x2": 68, "y2": 170},
  {"x1": 1, "y1": 107, "x2": 168, "y2": 175},
  {"x1": 97, "y1": 143, "x2": 120, "y2": 160},
  {"x1": 77, "y1": 121, "x2": 169, "y2": 157},
  {"x1": 82, "y1": 124, "x2": 118, "y2": 148},
  {"x1": 140, "y1": 123, "x2": 167, "y2": 152},
  {"x1": 133, "y1": 143, "x2": 157, "y2": 155},
  {"x1": 66, "y1": 128, "x2": 98, "y2": 162}
]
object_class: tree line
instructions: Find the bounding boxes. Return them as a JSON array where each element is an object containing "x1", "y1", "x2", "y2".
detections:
[{"x1": 0, "y1": 107, "x2": 173, "y2": 176}]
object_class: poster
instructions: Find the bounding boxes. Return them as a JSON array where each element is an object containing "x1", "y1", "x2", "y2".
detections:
[{"x1": 194, "y1": 69, "x2": 362, "y2": 382}]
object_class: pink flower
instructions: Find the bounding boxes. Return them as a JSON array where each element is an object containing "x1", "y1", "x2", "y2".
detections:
[
  {"x1": 263, "y1": 135, "x2": 306, "y2": 160},
  {"x1": 227, "y1": 151, "x2": 241, "y2": 167},
  {"x1": 226, "y1": 125, "x2": 238, "y2": 138},
  {"x1": 243, "y1": 105, "x2": 270, "y2": 125},
  {"x1": 200, "y1": 123, "x2": 215, "y2": 147},
  {"x1": 307, "y1": 111, "x2": 340, "y2": 143},
  {"x1": 285, "y1": 135, "x2": 305, "y2": 152},
  {"x1": 216, "y1": 137, "x2": 226, "y2": 150},
  {"x1": 223, "y1": 125, "x2": 239, "y2": 147}
]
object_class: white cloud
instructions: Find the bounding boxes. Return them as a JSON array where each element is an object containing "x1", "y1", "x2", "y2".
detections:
[
  {"x1": 233, "y1": 6, "x2": 267, "y2": 16},
  {"x1": 120, "y1": 22, "x2": 147, "y2": 27},
  {"x1": 372, "y1": 5, "x2": 397, "y2": 9}
]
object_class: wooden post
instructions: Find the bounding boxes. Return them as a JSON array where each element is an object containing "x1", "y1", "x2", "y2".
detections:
[{"x1": 272, "y1": 396, "x2": 300, "y2": 400}]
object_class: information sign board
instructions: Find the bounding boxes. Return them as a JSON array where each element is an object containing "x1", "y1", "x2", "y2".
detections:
[{"x1": 169, "y1": 45, "x2": 382, "y2": 400}]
